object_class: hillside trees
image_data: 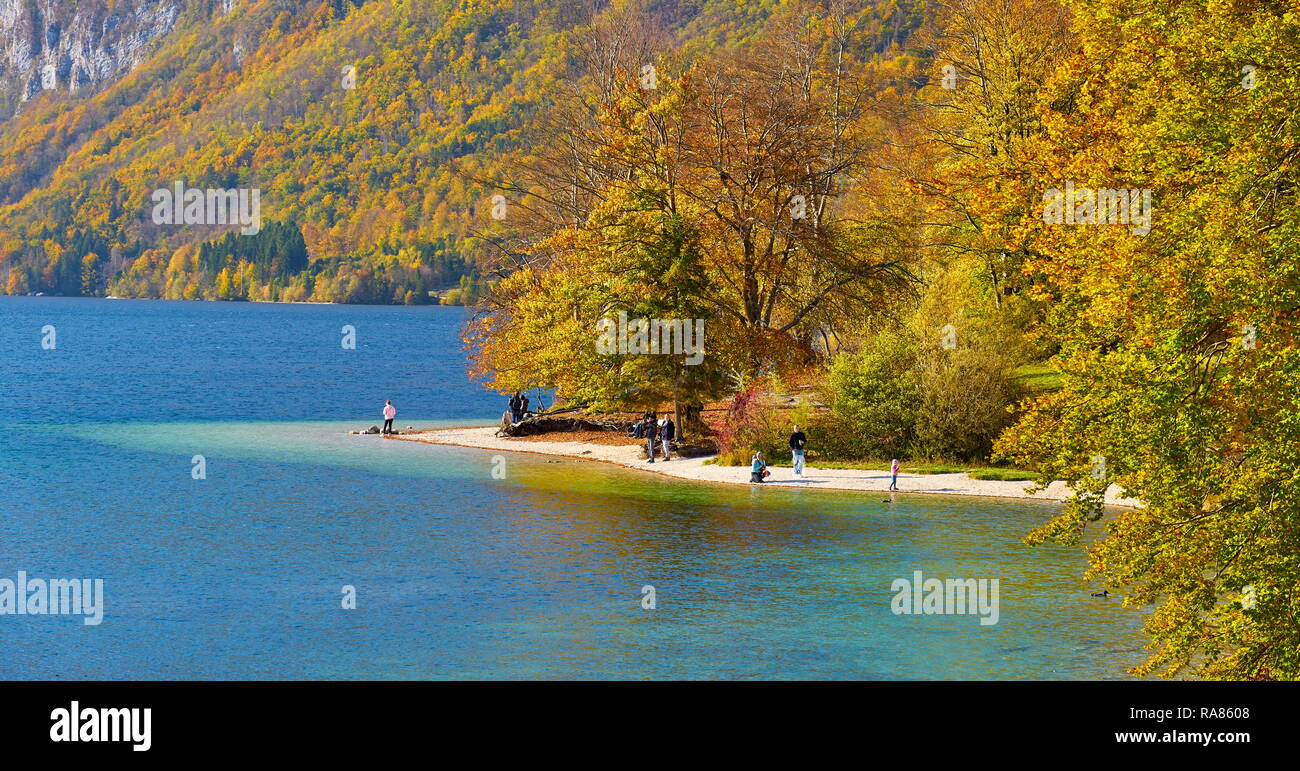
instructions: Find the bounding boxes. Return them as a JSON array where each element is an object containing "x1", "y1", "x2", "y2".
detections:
[{"x1": 0, "y1": 0, "x2": 839, "y2": 303}]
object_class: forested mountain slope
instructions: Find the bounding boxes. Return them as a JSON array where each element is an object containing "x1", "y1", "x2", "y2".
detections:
[{"x1": 0, "y1": 0, "x2": 925, "y2": 303}]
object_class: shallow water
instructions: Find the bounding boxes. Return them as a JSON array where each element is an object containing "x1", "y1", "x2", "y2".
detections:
[{"x1": 0, "y1": 297, "x2": 1146, "y2": 679}]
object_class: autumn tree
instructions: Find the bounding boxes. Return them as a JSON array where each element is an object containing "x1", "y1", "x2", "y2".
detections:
[
  {"x1": 908, "y1": 0, "x2": 1073, "y2": 316},
  {"x1": 467, "y1": 4, "x2": 922, "y2": 426},
  {"x1": 994, "y1": 0, "x2": 1300, "y2": 679}
]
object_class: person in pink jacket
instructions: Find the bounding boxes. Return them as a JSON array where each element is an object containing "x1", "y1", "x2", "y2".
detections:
[{"x1": 382, "y1": 400, "x2": 396, "y2": 434}]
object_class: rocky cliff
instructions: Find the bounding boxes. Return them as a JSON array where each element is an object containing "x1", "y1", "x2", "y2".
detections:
[{"x1": 0, "y1": 0, "x2": 182, "y2": 105}]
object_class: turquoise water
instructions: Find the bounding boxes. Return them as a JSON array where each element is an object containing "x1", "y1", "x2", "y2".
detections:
[{"x1": 0, "y1": 297, "x2": 1146, "y2": 679}]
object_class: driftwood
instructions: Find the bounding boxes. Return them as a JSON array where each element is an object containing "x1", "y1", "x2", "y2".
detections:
[
  {"x1": 499, "y1": 411, "x2": 719, "y2": 459},
  {"x1": 499, "y1": 412, "x2": 631, "y2": 437}
]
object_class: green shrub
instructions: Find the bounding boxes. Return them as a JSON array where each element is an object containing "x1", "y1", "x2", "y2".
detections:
[
  {"x1": 911, "y1": 345, "x2": 1024, "y2": 462},
  {"x1": 818, "y1": 332, "x2": 918, "y2": 459}
]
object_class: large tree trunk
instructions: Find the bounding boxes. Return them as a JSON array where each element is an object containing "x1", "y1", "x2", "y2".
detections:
[{"x1": 676, "y1": 402, "x2": 707, "y2": 442}]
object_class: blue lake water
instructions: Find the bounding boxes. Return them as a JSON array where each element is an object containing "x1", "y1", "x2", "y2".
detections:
[{"x1": 0, "y1": 297, "x2": 1146, "y2": 679}]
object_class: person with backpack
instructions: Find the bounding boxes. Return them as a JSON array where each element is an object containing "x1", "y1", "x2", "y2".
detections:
[{"x1": 508, "y1": 392, "x2": 522, "y2": 423}]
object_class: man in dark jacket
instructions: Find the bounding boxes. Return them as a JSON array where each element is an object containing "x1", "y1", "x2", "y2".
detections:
[
  {"x1": 659, "y1": 414, "x2": 674, "y2": 460},
  {"x1": 789, "y1": 425, "x2": 807, "y2": 478},
  {"x1": 645, "y1": 411, "x2": 658, "y2": 462}
]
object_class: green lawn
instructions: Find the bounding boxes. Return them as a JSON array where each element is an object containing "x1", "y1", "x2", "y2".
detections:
[{"x1": 1011, "y1": 363, "x2": 1063, "y2": 391}]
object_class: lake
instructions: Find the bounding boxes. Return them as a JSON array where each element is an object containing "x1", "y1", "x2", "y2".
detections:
[{"x1": 0, "y1": 296, "x2": 1146, "y2": 679}]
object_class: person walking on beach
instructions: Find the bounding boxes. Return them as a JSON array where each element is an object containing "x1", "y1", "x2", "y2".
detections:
[
  {"x1": 750, "y1": 451, "x2": 768, "y2": 483},
  {"x1": 382, "y1": 400, "x2": 396, "y2": 434},
  {"x1": 658, "y1": 414, "x2": 673, "y2": 461},
  {"x1": 645, "y1": 411, "x2": 658, "y2": 462},
  {"x1": 789, "y1": 425, "x2": 807, "y2": 478},
  {"x1": 889, "y1": 458, "x2": 900, "y2": 491}
]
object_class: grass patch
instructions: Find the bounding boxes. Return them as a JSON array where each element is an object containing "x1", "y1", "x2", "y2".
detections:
[
  {"x1": 806, "y1": 459, "x2": 886, "y2": 470},
  {"x1": 1011, "y1": 363, "x2": 1063, "y2": 391},
  {"x1": 706, "y1": 456, "x2": 1038, "y2": 480},
  {"x1": 810, "y1": 460, "x2": 977, "y2": 474}
]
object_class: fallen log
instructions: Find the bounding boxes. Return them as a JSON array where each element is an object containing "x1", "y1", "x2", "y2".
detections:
[{"x1": 500, "y1": 413, "x2": 631, "y2": 437}]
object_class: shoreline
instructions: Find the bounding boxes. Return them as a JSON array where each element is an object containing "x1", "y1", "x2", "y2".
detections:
[
  {"x1": 388, "y1": 427, "x2": 1142, "y2": 508},
  {"x1": 0, "y1": 294, "x2": 471, "y2": 308}
]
